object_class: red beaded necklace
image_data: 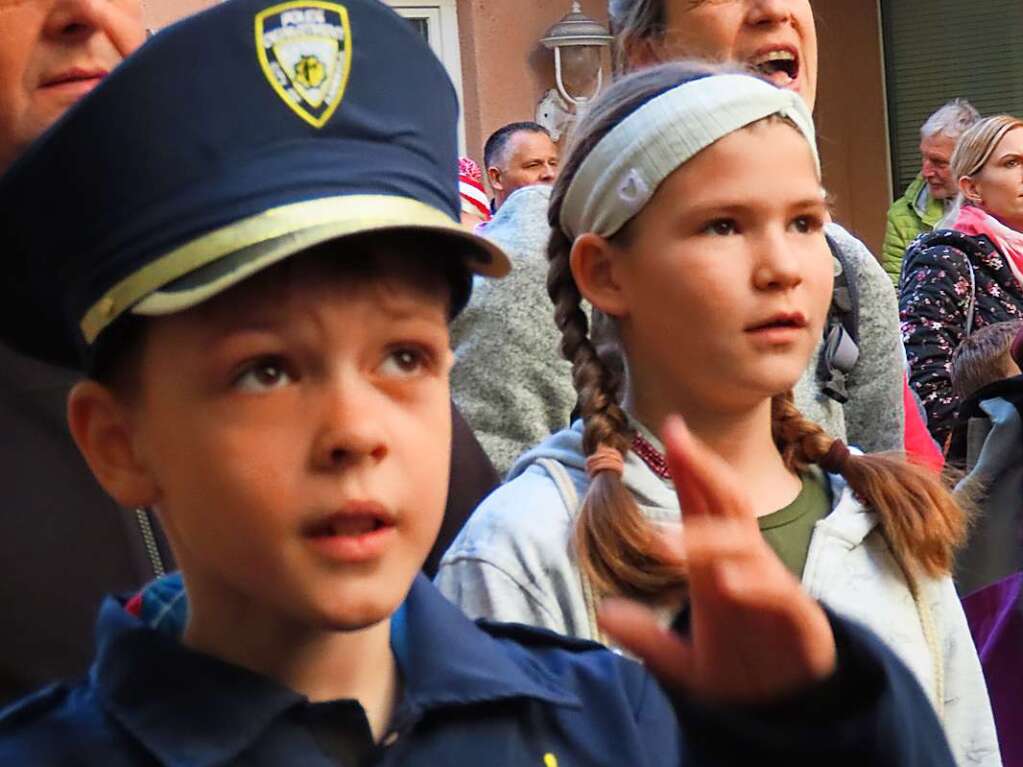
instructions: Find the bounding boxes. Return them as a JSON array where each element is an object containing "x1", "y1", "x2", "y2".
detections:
[{"x1": 631, "y1": 431, "x2": 671, "y2": 480}]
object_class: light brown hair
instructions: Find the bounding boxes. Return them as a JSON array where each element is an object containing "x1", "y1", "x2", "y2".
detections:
[
  {"x1": 607, "y1": 0, "x2": 665, "y2": 71},
  {"x1": 951, "y1": 320, "x2": 1023, "y2": 400},
  {"x1": 951, "y1": 115, "x2": 1023, "y2": 181},
  {"x1": 944, "y1": 115, "x2": 1023, "y2": 226},
  {"x1": 547, "y1": 62, "x2": 967, "y2": 602}
]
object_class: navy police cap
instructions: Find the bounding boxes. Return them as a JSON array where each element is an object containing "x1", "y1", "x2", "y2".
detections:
[{"x1": 0, "y1": 0, "x2": 509, "y2": 369}]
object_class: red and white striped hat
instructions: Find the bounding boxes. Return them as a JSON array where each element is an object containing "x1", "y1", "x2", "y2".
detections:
[{"x1": 459, "y1": 156, "x2": 491, "y2": 221}]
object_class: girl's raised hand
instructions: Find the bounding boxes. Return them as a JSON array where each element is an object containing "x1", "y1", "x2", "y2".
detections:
[{"x1": 597, "y1": 416, "x2": 836, "y2": 704}]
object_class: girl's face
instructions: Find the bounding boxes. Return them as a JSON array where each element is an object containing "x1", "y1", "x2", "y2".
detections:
[
  {"x1": 640, "y1": 1, "x2": 818, "y2": 109},
  {"x1": 964, "y1": 127, "x2": 1023, "y2": 231},
  {"x1": 609, "y1": 120, "x2": 833, "y2": 419}
]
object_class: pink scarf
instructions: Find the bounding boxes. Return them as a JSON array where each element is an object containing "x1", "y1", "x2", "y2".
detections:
[{"x1": 952, "y1": 205, "x2": 1023, "y2": 289}]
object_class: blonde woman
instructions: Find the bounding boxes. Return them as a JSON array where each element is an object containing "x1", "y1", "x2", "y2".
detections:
[{"x1": 901, "y1": 116, "x2": 1023, "y2": 445}]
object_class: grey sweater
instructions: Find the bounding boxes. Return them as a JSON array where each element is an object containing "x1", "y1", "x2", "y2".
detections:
[{"x1": 450, "y1": 185, "x2": 904, "y2": 475}]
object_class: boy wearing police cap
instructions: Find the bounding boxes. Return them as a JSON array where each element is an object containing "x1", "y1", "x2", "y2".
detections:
[{"x1": 0, "y1": 1, "x2": 959, "y2": 764}]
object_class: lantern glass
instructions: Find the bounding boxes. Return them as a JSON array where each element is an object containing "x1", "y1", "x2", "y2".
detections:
[{"x1": 559, "y1": 45, "x2": 601, "y2": 100}]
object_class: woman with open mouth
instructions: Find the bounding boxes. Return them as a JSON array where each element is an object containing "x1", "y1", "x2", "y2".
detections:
[{"x1": 604, "y1": 0, "x2": 906, "y2": 460}]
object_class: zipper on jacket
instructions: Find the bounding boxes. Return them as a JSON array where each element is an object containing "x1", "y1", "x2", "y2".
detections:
[{"x1": 135, "y1": 507, "x2": 166, "y2": 578}]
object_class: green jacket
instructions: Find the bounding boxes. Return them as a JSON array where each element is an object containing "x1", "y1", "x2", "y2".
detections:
[{"x1": 882, "y1": 175, "x2": 945, "y2": 285}]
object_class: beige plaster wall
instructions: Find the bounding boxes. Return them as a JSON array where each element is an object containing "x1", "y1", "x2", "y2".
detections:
[
  {"x1": 456, "y1": 0, "x2": 610, "y2": 164},
  {"x1": 814, "y1": 0, "x2": 890, "y2": 258},
  {"x1": 141, "y1": 0, "x2": 216, "y2": 30}
]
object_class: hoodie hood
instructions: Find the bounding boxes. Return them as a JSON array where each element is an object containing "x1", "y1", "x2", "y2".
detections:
[{"x1": 507, "y1": 420, "x2": 679, "y2": 518}]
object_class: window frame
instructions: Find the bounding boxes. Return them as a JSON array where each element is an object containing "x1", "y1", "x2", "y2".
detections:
[{"x1": 384, "y1": 0, "x2": 466, "y2": 153}]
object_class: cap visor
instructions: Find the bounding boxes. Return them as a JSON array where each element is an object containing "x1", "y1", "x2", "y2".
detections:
[
  {"x1": 134, "y1": 223, "x2": 505, "y2": 318},
  {"x1": 79, "y1": 195, "x2": 508, "y2": 340}
]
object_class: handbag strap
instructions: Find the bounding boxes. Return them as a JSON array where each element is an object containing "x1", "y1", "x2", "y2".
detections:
[{"x1": 535, "y1": 458, "x2": 607, "y2": 644}]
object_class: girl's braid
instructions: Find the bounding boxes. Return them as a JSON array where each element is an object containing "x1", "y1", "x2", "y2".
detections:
[
  {"x1": 771, "y1": 392, "x2": 966, "y2": 580},
  {"x1": 546, "y1": 227, "x2": 632, "y2": 457},
  {"x1": 546, "y1": 226, "x2": 684, "y2": 602}
]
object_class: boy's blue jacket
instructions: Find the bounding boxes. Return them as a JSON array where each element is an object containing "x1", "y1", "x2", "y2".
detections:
[{"x1": 0, "y1": 575, "x2": 956, "y2": 766}]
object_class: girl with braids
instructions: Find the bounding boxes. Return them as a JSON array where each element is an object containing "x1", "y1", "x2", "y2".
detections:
[
  {"x1": 436, "y1": 62, "x2": 1000, "y2": 766},
  {"x1": 606, "y1": 0, "x2": 907, "y2": 460}
]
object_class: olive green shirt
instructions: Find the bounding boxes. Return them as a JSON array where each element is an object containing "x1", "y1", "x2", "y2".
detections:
[{"x1": 758, "y1": 469, "x2": 832, "y2": 578}]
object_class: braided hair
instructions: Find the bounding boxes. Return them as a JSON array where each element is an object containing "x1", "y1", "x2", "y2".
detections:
[
  {"x1": 771, "y1": 393, "x2": 966, "y2": 581},
  {"x1": 546, "y1": 63, "x2": 717, "y2": 601},
  {"x1": 546, "y1": 61, "x2": 967, "y2": 603}
]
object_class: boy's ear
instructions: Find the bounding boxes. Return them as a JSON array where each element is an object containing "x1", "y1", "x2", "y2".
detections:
[
  {"x1": 67, "y1": 381, "x2": 159, "y2": 509},
  {"x1": 569, "y1": 233, "x2": 629, "y2": 318}
]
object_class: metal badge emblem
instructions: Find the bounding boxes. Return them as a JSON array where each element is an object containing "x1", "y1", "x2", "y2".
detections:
[{"x1": 256, "y1": 1, "x2": 352, "y2": 128}]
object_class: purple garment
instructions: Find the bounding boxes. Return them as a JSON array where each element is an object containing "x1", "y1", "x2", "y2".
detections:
[{"x1": 963, "y1": 573, "x2": 1023, "y2": 766}]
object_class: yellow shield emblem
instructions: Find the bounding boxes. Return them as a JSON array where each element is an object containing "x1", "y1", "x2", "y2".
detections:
[{"x1": 255, "y1": 1, "x2": 353, "y2": 129}]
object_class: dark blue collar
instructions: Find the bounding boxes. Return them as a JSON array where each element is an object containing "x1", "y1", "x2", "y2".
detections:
[
  {"x1": 390, "y1": 576, "x2": 580, "y2": 721},
  {"x1": 94, "y1": 575, "x2": 579, "y2": 765}
]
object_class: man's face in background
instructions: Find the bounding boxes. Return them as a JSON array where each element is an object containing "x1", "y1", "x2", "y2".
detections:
[
  {"x1": 920, "y1": 133, "x2": 958, "y2": 200},
  {"x1": 0, "y1": 0, "x2": 143, "y2": 173},
  {"x1": 488, "y1": 129, "x2": 559, "y2": 211}
]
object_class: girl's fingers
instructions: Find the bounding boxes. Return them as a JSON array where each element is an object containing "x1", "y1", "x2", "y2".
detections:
[
  {"x1": 86, "y1": 0, "x2": 146, "y2": 57},
  {"x1": 661, "y1": 417, "x2": 712, "y2": 519},
  {"x1": 662, "y1": 416, "x2": 750, "y2": 521},
  {"x1": 597, "y1": 599, "x2": 694, "y2": 691},
  {"x1": 647, "y1": 523, "x2": 686, "y2": 567}
]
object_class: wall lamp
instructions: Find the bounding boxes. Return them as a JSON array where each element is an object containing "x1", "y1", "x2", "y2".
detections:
[{"x1": 535, "y1": 2, "x2": 612, "y2": 141}]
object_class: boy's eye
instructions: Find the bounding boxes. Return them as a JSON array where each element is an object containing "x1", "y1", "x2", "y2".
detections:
[
  {"x1": 379, "y1": 346, "x2": 431, "y2": 377},
  {"x1": 234, "y1": 357, "x2": 293, "y2": 392},
  {"x1": 703, "y1": 218, "x2": 738, "y2": 236}
]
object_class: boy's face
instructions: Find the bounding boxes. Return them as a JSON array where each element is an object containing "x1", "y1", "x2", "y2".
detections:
[{"x1": 125, "y1": 252, "x2": 453, "y2": 633}]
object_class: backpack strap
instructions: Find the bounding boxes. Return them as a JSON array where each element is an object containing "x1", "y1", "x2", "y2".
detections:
[
  {"x1": 963, "y1": 256, "x2": 977, "y2": 336},
  {"x1": 818, "y1": 234, "x2": 861, "y2": 403},
  {"x1": 534, "y1": 457, "x2": 607, "y2": 644}
]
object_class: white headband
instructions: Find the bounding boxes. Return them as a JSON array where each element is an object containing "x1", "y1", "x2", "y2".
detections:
[{"x1": 559, "y1": 74, "x2": 819, "y2": 239}]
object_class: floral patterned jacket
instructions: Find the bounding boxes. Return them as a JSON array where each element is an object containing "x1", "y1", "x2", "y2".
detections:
[{"x1": 900, "y1": 229, "x2": 1023, "y2": 443}]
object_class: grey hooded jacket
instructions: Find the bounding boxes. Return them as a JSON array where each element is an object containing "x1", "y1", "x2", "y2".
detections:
[
  {"x1": 436, "y1": 421, "x2": 1000, "y2": 767},
  {"x1": 450, "y1": 185, "x2": 904, "y2": 475},
  {"x1": 954, "y1": 377, "x2": 1023, "y2": 596}
]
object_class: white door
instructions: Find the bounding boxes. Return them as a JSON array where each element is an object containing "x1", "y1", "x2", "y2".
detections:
[{"x1": 384, "y1": 0, "x2": 466, "y2": 153}]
